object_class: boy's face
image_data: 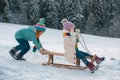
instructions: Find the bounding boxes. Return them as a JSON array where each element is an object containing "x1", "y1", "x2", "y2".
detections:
[
  {"x1": 38, "y1": 31, "x2": 44, "y2": 36},
  {"x1": 36, "y1": 31, "x2": 44, "y2": 37}
]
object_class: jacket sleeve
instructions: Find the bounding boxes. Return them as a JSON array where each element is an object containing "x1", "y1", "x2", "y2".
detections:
[
  {"x1": 32, "y1": 36, "x2": 43, "y2": 50},
  {"x1": 75, "y1": 29, "x2": 81, "y2": 42}
]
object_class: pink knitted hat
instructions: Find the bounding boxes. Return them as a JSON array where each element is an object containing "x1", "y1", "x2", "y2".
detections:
[
  {"x1": 61, "y1": 19, "x2": 68, "y2": 23},
  {"x1": 62, "y1": 22, "x2": 75, "y2": 31}
]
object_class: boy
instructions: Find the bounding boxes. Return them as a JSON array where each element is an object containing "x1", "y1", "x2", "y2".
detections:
[{"x1": 9, "y1": 18, "x2": 49, "y2": 60}]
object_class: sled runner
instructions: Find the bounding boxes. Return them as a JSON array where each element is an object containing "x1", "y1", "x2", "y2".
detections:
[{"x1": 42, "y1": 62, "x2": 87, "y2": 70}]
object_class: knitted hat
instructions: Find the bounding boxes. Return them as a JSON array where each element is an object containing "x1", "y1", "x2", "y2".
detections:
[
  {"x1": 35, "y1": 18, "x2": 46, "y2": 32},
  {"x1": 61, "y1": 18, "x2": 68, "y2": 24},
  {"x1": 62, "y1": 21, "x2": 75, "y2": 31},
  {"x1": 39, "y1": 18, "x2": 45, "y2": 23}
]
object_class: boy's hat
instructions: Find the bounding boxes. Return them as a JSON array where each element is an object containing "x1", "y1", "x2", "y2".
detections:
[
  {"x1": 39, "y1": 18, "x2": 45, "y2": 24},
  {"x1": 35, "y1": 18, "x2": 46, "y2": 32},
  {"x1": 62, "y1": 21, "x2": 75, "y2": 31}
]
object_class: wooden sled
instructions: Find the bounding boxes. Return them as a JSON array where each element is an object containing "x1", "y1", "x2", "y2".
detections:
[
  {"x1": 46, "y1": 51, "x2": 82, "y2": 68},
  {"x1": 41, "y1": 51, "x2": 97, "y2": 70}
]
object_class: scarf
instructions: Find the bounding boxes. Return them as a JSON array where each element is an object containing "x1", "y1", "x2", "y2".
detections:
[{"x1": 63, "y1": 32, "x2": 78, "y2": 49}]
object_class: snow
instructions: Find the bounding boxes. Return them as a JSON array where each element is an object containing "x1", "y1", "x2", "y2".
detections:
[{"x1": 0, "y1": 22, "x2": 120, "y2": 80}]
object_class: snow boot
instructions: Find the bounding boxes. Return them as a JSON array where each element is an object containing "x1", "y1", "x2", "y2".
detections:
[
  {"x1": 16, "y1": 53, "x2": 26, "y2": 61},
  {"x1": 95, "y1": 56, "x2": 105, "y2": 64},
  {"x1": 9, "y1": 47, "x2": 18, "y2": 59},
  {"x1": 87, "y1": 63, "x2": 99, "y2": 73}
]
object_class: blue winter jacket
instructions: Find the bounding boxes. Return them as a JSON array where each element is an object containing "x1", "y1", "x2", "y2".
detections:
[{"x1": 15, "y1": 26, "x2": 43, "y2": 50}]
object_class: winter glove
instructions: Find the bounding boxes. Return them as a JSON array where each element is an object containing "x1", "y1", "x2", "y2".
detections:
[
  {"x1": 39, "y1": 48, "x2": 50, "y2": 55},
  {"x1": 32, "y1": 46, "x2": 37, "y2": 53},
  {"x1": 75, "y1": 29, "x2": 80, "y2": 36}
]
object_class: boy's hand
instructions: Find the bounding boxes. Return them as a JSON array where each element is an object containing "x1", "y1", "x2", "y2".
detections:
[{"x1": 39, "y1": 48, "x2": 50, "y2": 55}]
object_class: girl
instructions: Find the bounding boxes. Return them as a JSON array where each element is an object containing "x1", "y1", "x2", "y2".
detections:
[
  {"x1": 61, "y1": 19, "x2": 104, "y2": 72},
  {"x1": 9, "y1": 18, "x2": 49, "y2": 60}
]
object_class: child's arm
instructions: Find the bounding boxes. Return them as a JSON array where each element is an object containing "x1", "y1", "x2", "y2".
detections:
[
  {"x1": 75, "y1": 29, "x2": 81, "y2": 42},
  {"x1": 38, "y1": 48, "x2": 49, "y2": 55},
  {"x1": 31, "y1": 36, "x2": 50, "y2": 55},
  {"x1": 32, "y1": 36, "x2": 44, "y2": 51}
]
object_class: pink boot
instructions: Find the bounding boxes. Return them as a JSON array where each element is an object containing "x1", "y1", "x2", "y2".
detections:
[
  {"x1": 95, "y1": 56, "x2": 105, "y2": 64},
  {"x1": 87, "y1": 63, "x2": 95, "y2": 72},
  {"x1": 87, "y1": 63, "x2": 99, "y2": 73}
]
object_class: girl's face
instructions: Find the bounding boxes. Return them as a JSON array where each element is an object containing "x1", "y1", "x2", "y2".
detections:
[{"x1": 69, "y1": 27, "x2": 74, "y2": 32}]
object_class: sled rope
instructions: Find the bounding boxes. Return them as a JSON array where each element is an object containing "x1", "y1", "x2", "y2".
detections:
[{"x1": 79, "y1": 33, "x2": 93, "y2": 55}]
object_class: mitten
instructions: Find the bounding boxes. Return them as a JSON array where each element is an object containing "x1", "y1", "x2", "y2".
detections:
[
  {"x1": 75, "y1": 29, "x2": 80, "y2": 36},
  {"x1": 33, "y1": 46, "x2": 37, "y2": 53}
]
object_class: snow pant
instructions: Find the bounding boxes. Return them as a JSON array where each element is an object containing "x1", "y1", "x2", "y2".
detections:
[
  {"x1": 15, "y1": 38, "x2": 30, "y2": 57},
  {"x1": 76, "y1": 49, "x2": 93, "y2": 65}
]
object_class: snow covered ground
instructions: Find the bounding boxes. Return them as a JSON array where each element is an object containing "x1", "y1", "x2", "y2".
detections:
[{"x1": 0, "y1": 22, "x2": 120, "y2": 80}]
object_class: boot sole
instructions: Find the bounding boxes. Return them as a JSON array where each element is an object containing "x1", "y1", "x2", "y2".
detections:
[
  {"x1": 91, "y1": 64, "x2": 99, "y2": 73},
  {"x1": 9, "y1": 51, "x2": 17, "y2": 60}
]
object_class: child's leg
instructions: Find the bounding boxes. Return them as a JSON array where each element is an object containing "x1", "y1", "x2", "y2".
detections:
[
  {"x1": 76, "y1": 50, "x2": 90, "y2": 65},
  {"x1": 19, "y1": 42, "x2": 30, "y2": 57},
  {"x1": 77, "y1": 50, "x2": 93, "y2": 58},
  {"x1": 76, "y1": 50, "x2": 97, "y2": 63},
  {"x1": 15, "y1": 38, "x2": 30, "y2": 57},
  {"x1": 76, "y1": 50, "x2": 96, "y2": 71},
  {"x1": 77, "y1": 50, "x2": 105, "y2": 64}
]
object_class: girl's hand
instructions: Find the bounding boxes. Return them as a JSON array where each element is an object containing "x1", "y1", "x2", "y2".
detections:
[{"x1": 75, "y1": 29, "x2": 80, "y2": 40}]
